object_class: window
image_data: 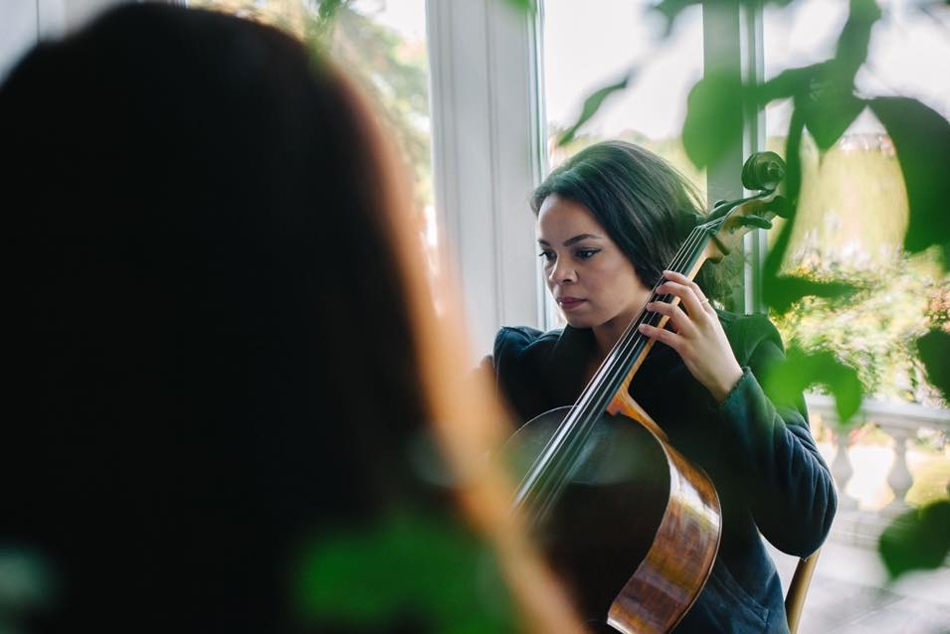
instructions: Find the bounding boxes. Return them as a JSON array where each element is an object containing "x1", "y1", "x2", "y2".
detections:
[
  {"x1": 541, "y1": 1, "x2": 706, "y2": 197},
  {"x1": 539, "y1": 1, "x2": 707, "y2": 328}
]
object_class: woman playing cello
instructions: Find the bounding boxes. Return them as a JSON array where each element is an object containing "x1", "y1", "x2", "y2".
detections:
[{"x1": 486, "y1": 140, "x2": 836, "y2": 633}]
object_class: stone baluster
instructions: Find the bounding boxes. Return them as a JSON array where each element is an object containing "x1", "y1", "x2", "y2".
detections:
[
  {"x1": 884, "y1": 427, "x2": 914, "y2": 514},
  {"x1": 831, "y1": 425, "x2": 858, "y2": 510}
]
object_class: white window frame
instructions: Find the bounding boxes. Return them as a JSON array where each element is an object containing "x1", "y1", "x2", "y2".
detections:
[{"x1": 426, "y1": 0, "x2": 547, "y2": 357}]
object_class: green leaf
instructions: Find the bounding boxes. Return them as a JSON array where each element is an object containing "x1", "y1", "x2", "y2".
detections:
[
  {"x1": 869, "y1": 96, "x2": 950, "y2": 256},
  {"x1": 315, "y1": 0, "x2": 343, "y2": 25},
  {"x1": 798, "y1": 86, "x2": 866, "y2": 152},
  {"x1": 758, "y1": 65, "x2": 813, "y2": 105},
  {"x1": 916, "y1": 330, "x2": 950, "y2": 402},
  {"x1": 770, "y1": 58, "x2": 863, "y2": 152},
  {"x1": 758, "y1": 0, "x2": 881, "y2": 152},
  {"x1": 762, "y1": 275, "x2": 855, "y2": 315},
  {"x1": 879, "y1": 500, "x2": 950, "y2": 580},
  {"x1": 503, "y1": 0, "x2": 536, "y2": 12},
  {"x1": 762, "y1": 346, "x2": 863, "y2": 424},
  {"x1": 682, "y1": 70, "x2": 744, "y2": 169},
  {"x1": 833, "y1": 0, "x2": 881, "y2": 77},
  {"x1": 651, "y1": 0, "x2": 700, "y2": 35},
  {"x1": 294, "y1": 511, "x2": 513, "y2": 632},
  {"x1": 557, "y1": 72, "x2": 633, "y2": 147},
  {"x1": 761, "y1": 108, "x2": 807, "y2": 287},
  {"x1": 796, "y1": 0, "x2": 878, "y2": 149}
]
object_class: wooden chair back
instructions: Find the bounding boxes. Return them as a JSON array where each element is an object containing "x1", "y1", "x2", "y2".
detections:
[{"x1": 785, "y1": 549, "x2": 821, "y2": 634}]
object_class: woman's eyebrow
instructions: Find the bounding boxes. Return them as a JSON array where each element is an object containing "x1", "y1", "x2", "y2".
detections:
[{"x1": 537, "y1": 233, "x2": 603, "y2": 247}]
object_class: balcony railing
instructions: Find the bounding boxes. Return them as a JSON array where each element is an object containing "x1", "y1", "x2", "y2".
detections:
[{"x1": 805, "y1": 393, "x2": 950, "y2": 549}]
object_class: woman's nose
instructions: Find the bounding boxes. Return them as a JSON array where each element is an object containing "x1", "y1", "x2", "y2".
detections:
[{"x1": 549, "y1": 259, "x2": 576, "y2": 284}]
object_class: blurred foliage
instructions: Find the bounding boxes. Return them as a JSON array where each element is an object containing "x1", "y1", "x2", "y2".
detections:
[
  {"x1": 190, "y1": 0, "x2": 433, "y2": 211},
  {"x1": 765, "y1": 131, "x2": 949, "y2": 407},
  {"x1": 682, "y1": 69, "x2": 745, "y2": 170},
  {"x1": 774, "y1": 247, "x2": 948, "y2": 407},
  {"x1": 505, "y1": 0, "x2": 538, "y2": 11},
  {"x1": 879, "y1": 500, "x2": 950, "y2": 579},
  {"x1": 316, "y1": 2, "x2": 433, "y2": 210},
  {"x1": 918, "y1": 330, "x2": 950, "y2": 399},
  {"x1": 295, "y1": 511, "x2": 514, "y2": 632},
  {"x1": 0, "y1": 549, "x2": 54, "y2": 634},
  {"x1": 870, "y1": 96, "x2": 950, "y2": 256},
  {"x1": 557, "y1": 73, "x2": 633, "y2": 147},
  {"x1": 762, "y1": 346, "x2": 862, "y2": 423}
]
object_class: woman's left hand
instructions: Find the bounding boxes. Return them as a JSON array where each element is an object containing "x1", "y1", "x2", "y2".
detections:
[{"x1": 637, "y1": 270, "x2": 743, "y2": 403}]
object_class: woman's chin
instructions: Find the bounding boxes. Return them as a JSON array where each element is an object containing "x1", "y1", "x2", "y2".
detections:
[{"x1": 562, "y1": 313, "x2": 595, "y2": 329}]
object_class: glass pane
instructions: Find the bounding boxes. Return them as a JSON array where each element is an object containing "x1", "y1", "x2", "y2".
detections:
[
  {"x1": 541, "y1": 1, "x2": 705, "y2": 328},
  {"x1": 188, "y1": 0, "x2": 435, "y2": 272},
  {"x1": 541, "y1": 0, "x2": 705, "y2": 188},
  {"x1": 764, "y1": 0, "x2": 950, "y2": 407}
]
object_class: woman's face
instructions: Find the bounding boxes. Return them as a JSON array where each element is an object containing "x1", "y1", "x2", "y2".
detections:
[{"x1": 537, "y1": 193, "x2": 651, "y2": 337}]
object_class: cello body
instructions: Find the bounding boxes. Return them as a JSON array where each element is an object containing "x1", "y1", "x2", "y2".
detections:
[{"x1": 502, "y1": 407, "x2": 721, "y2": 633}]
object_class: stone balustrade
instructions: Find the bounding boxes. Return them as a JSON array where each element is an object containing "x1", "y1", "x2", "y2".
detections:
[{"x1": 805, "y1": 393, "x2": 950, "y2": 550}]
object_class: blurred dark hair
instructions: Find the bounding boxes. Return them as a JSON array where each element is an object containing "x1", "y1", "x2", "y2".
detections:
[
  {"x1": 1, "y1": 4, "x2": 434, "y2": 630},
  {"x1": 531, "y1": 140, "x2": 726, "y2": 300}
]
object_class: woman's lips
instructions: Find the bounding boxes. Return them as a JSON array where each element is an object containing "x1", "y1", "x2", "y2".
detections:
[{"x1": 558, "y1": 297, "x2": 584, "y2": 310}]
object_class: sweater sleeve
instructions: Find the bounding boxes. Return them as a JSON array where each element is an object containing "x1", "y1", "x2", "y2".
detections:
[
  {"x1": 489, "y1": 326, "x2": 549, "y2": 423},
  {"x1": 717, "y1": 318, "x2": 838, "y2": 557}
]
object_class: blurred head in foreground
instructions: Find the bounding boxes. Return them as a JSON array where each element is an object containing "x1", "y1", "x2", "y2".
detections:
[{"x1": 0, "y1": 4, "x2": 581, "y2": 632}]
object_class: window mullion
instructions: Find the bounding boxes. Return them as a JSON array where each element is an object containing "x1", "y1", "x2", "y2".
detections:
[{"x1": 426, "y1": 0, "x2": 543, "y2": 356}]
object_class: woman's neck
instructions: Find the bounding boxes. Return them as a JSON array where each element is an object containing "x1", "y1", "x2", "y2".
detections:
[
  {"x1": 591, "y1": 304, "x2": 643, "y2": 360},
  {"x1": 591, "y1": 321, "x2": 625, "y2": 365}
]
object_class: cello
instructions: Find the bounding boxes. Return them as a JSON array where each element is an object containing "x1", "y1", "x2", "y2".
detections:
[{"x1": 501, "y1": 152, "x2": 790, "y2": 633}]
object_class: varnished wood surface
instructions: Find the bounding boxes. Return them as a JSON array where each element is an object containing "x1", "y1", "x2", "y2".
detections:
[
  {"x1": 606, "y1": 428, "x2": 721, "y2": 633},
  {"x1": 503, "y1": 409, "x2": 721, "y2": 633}
]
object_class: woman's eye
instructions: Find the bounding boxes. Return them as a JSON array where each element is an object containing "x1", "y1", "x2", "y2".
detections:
[
  {"x1": 538, "y1": 250, "x2": 555, "y2": 262},
  {"x1": 576, "y1": 248, "x2": 600, "y2": 260}
]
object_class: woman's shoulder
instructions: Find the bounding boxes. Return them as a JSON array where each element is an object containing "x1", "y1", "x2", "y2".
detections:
[
  {"x1": 495, "y1": 326, "x2": 561, "y2": 346},
  {"x1": 716, "y1": 309, "x2": 785, "y2": 357},
  {"x1": 491, "y1": 326, "x2": 572, "y2": 420},
  {"x1": 493, "y1": 325, "x2": 562, "y2": 357}
]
